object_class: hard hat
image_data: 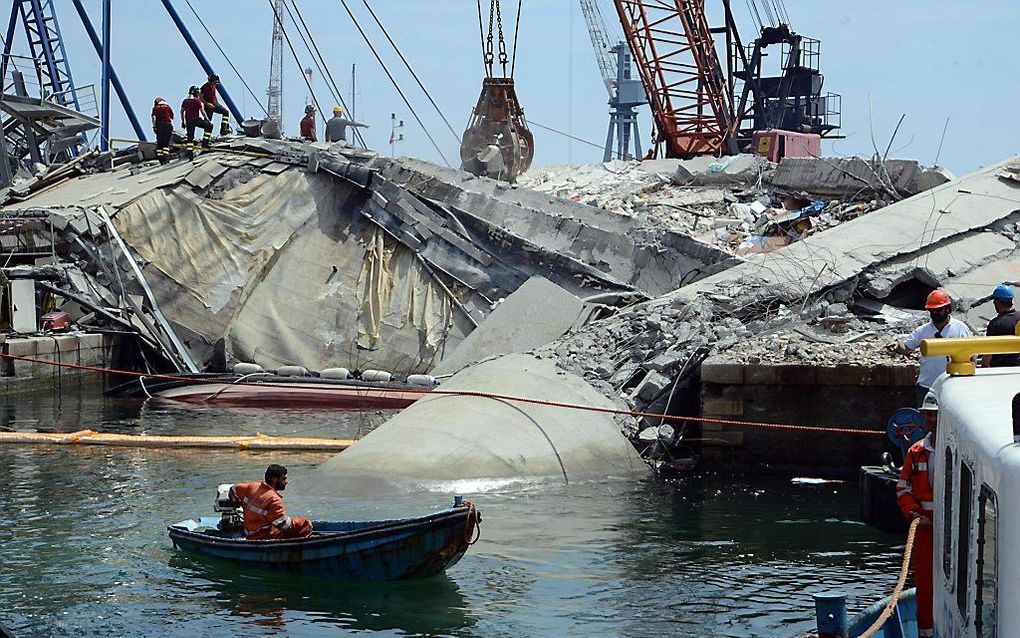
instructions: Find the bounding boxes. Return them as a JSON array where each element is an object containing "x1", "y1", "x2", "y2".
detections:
[
  {"x1": 305, "y1": 104, "x2": 315, "y2": 113},
  {"x1": 993, "y1": 284, "x2": 1014, "y2": 301},
  {"x1": 924, "y1": 289, "x2": 951, "y2": 310},
  {"x1": 920, "y1": 390, "x2": 939, "y2": 412},
  {"x1": 333, "y1": 106, "x2": 343, "y2": 114}
]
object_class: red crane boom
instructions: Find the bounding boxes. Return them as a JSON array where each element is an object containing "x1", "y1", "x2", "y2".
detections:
[{"x1": 612, "y1": 0, "x2": 737, "y2": 158}]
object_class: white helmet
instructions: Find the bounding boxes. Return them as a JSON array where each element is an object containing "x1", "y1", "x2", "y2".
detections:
[{"x1": 920, "y1": 391, "x2": 939, "y2": 412}]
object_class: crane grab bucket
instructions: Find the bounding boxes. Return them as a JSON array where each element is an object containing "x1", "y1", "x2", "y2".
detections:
[{"x1": 459, "y1": 77, "x2": 534, "y2": 182}]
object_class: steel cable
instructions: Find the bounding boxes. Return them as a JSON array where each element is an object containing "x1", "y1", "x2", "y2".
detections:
[
  {"x1": 286, "y1": 0, "x2": 367, "y2": 147},
  {"x1": 280, "y1": 1, "x2": 332, "y2": 115},
  {"x1": 0, "y1": 351, "x2": 887, "y2": 437},
  {"x1": 336, "y1": 0, "x2": 452, "y2": 166},
  {"x1": 267, "y1": 0, "x2": 323, "y2": 122},
  {"x1": 359, "y1": 0, "x2": 460, "y2": 143},
  {"x1": 510, "y1": 0, "x2": 522, "y2": 77},
  {"x1": 184, "y1": 0, "x2": 269, "y2": 116}
]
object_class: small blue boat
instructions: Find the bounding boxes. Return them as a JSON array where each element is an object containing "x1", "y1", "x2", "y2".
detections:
[{"x1": 168, "y1": 501, "x2": 480, "y2": 581}]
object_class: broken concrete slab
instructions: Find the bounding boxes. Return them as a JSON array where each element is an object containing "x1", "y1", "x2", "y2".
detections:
[
  {"x1": 671, "y1": 154, "x2": 772, "y2": 186},
  {"x1": 771, "y1": 157, "x2": 953, "y2": 199},
  {"x1": 861, "y1": 231, "x2": 1016, "y2": 299},
  {"x1": 307, "y1": 353, "x2": 646, "y2": 495},
  {"x1": 433, "y1": 276, "x2": 587, "y2": 376}
]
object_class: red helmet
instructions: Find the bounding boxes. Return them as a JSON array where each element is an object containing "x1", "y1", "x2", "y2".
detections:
[{"x1": 925, "y1": 289, "x2": 951, "y2": 309}]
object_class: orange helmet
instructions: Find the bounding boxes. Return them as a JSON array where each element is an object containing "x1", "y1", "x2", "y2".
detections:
[{"x1": 924, "y1": 289, "x2": 951, "y2": 309}]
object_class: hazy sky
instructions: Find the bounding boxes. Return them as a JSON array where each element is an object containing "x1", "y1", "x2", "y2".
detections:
[{"x1": 12, "y1": 0, "x2": 1018, "y2": 176}]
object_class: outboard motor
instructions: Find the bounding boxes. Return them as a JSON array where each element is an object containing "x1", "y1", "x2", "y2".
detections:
[{"x1": 214, "y1": 483, "x2": 243, "y2": 533}]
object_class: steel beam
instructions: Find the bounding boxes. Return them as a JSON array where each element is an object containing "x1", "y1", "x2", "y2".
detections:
[
  {"x1": 1, "y1": 4, "x2": 18, "y2": 86},
  {"x1": 159, "y1": 0, "x2": 243, "y2": 126},
  {"x1": 100, "y1": 0, "x2": 110, "y2": 151},
  {"x1": 70, "y1": 0, "x2": 146, "y2": 142}
]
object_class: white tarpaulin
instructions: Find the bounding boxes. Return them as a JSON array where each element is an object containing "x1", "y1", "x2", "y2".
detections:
[{"x1": 113, "y1": 170, "x2": 464, "y2": 372}]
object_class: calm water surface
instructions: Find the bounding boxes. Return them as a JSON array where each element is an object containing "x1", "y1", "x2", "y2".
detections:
[{"x1": 0, "y1": 382, "x2": 903, "y2": 637}]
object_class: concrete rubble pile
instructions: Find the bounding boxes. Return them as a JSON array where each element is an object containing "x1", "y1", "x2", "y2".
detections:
[
  {"x1": 521, "y1": 155, "x2": 952, "y2": 257},
  {"x1": 528, "y1": 156, "x2": 1020, "y2": 441}
]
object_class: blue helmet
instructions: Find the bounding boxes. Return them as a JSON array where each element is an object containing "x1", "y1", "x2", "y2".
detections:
[{"x1": 993, "y1": 284, "x2": 1014, "y2": 301}]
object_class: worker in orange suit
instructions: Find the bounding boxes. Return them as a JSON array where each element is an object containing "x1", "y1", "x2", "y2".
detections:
[
  {"x1": 228, "y1": 464, "x2": 313, "y2": 540},
  {"x1": 896, "y1": 390, "x2": 938, "y2": 637}
]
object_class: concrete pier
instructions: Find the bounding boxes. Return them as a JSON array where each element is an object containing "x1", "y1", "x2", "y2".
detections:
[
  {"x1": 698, "y1": 357, "x2": 918, "y2": 476},
  {"x1": 1, "y1": 333, "x2": 115, "y2": 394}
]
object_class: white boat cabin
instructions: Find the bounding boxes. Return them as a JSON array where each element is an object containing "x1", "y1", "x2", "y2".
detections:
[{"x1": 931, "y1": 368, "x2": 1020, "y2": 638}]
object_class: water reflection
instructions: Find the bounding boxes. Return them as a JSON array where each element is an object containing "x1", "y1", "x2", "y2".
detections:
[
  {"x1": 0, "y1": 384, "x2": 905, "y2": 637},
  {"x1": 168, "y1": 555, "x2": 475, "y2": 635}
]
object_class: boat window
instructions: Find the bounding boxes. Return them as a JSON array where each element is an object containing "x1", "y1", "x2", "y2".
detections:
[
  {"x1": 942, "y1": 447, "x2": 955, "y2": 583},
  {"x1": 975, "y1": 486, "x2": 998, "y2": 637},
  {"x1": 956, "y1": 461, "x2": 974, "y2": 619}
]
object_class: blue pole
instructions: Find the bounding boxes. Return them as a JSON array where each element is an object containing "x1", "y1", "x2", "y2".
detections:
[
  {"x1": 99, "y1": 0, "x2": 111, "y2": 151},
  {"x1": 70, "y1": 0, "x2": 146, "y2": 142},
  {"x1": 158, "y1": 0, "x2": 243, "y2": 126},
  {"x1": 1, "y1": 3, "x2": 19, "y2": 89},
  {"x1": 813, "y1": 592, "x2": 849, "y2": 638},
  {"x1": 3, "y1": 3, "x2": 18, "y2": 61}
]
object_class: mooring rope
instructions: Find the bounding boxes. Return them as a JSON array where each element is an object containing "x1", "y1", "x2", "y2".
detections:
[
  {"x1": 0, "y1": 351, "x2": 885, "y2": 437},
  {"x1": 859, "y1": 517, "x2": 921, "y2": 638}
]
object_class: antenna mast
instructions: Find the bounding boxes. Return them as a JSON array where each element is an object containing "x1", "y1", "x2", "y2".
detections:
[{"x1": 267, "y1": 0, "x2": 284, "y2": 132}]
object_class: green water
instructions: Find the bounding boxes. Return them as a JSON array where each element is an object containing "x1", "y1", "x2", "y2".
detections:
[{"x1": 0, "y1": 383, "x2": 903, "y2": 637}]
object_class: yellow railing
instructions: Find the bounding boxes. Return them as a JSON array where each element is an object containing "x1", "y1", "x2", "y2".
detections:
[{"x1": 921, "y1": 331, "x2": 1020, "y2": 376}]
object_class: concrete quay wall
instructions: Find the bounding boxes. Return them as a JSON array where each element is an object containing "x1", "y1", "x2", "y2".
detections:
[
  {"x1": 697, "y1": 358, "x2": 919, "y2": 477},
  {"x1": 1, "y1": 333, "x2": 115, "y2": 394}
]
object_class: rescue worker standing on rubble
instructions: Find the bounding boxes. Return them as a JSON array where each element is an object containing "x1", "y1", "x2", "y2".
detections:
[
  {"x1": 984, "y1": 284, "x2": 1020, "y2": 367},
  {"x1": 150, "y1": 98, "x2": 174, "y2": 165},
  {"x1": 200, "y1": 73, "x2": 231, "y2": 136},
  {"x1": 886, "y1": 289, "x2": 972, "y2": 406},
  {"x1": 324, "y1": 106, "x2": 369, "y2": 143},
  {"x1": 897, "y1": 390, "x2": 939, "y2": 637},
  {"x1": 180, "y1": 86, "x2": 212, "y2": 160},
  {"x1": 228, "y1": 464, "x2": 313, "y2": 541},
  {"x1": 300, "y1": 104, "x2": 317, "y2": 141}
]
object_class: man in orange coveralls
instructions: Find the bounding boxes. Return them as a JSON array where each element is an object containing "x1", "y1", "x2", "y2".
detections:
[
  {"x1": 229, "y1": 464, "x2": 313, "y2": 540},
  {"x1": 896, "y1": 390, "x2": 939, "y2": 637}
]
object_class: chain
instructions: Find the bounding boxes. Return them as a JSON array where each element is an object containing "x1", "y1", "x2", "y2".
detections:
[
  {"x1": 495, "y1": 0, "x2": 508, "y2": 75},
  {"x1": 484, "y1": 0, "x2": 496, "y2": 74}
]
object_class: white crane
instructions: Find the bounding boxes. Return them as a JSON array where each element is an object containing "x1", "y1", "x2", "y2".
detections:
[
  {"x1": 578, "y1": 0, "x2": 647, "y2": 161},
  {"x1": 579, "y1": 0, "x2": 617, "y2": 94}
]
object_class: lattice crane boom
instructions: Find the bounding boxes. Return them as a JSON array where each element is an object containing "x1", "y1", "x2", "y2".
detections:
[
  {"x1": 579, "y1": 0, "x2": 617, "y2": 95},
  {"x1": 267, "y1": 0, "x2": 284, "y2": 133},
  {"x1": 612, "y1": 0, "x2": 737, "y2": 158}
]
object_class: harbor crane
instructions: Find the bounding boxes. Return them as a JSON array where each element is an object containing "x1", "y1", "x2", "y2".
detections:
[
  {"x1": 610, "y1": 0, "x2": 840, "y2": 159},
  {"x1": 579, "y1": 0, "x2": 647, "y2": 161}
]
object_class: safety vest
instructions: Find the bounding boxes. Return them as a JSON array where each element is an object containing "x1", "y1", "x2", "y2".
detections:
[
  {"x1": 231, "y1": 481, "x2": 293, "y2": 539},
  {"x1": 897, "y1": 435, "x2": 935, "y2": 519}
]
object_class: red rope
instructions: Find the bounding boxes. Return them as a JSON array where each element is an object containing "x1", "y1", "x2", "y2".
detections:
[{"x1": 0, "y1": 352, "x2": 884, "y2": 436}]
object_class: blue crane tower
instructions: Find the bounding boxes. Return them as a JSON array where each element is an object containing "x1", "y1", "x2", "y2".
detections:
[{"x1": 579, "y1": 0, "x2": 647, "y2": 162}]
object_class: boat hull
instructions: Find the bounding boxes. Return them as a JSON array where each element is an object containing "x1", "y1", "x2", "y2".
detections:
[
  {"x1": 154, "y1": 382, "x2": 423, "y2": 409},
  {"x1": 168, "y1": 507, "x2": 477, "y2": 581},
  {"x1": 107, "y1": 373, "x2": 427, "y2": 409}
]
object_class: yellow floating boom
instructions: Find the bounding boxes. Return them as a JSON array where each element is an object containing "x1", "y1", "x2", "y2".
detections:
[{"x1": 0, "y1": 430, "x2": 353, "y2": 451}]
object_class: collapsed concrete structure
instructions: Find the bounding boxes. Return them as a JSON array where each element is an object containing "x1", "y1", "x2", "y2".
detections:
[{"x1": 2, "y1": 136, "x2": 1015, "y2": 482}]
